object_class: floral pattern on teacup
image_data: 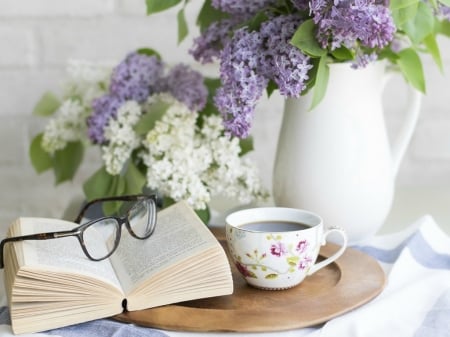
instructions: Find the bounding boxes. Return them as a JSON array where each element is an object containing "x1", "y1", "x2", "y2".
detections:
[{"x1": 231, "y1": 232, "x2": 314, "y2": 280}]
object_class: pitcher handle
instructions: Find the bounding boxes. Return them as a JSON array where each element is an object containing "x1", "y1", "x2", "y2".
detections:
[{"x1": 384, "y1": 69, "x2": 422, "y2": 177}]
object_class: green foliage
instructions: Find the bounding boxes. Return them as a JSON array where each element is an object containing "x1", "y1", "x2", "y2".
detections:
[
  {"x1": 423, "y1": 34, "x2": 443, "y2": 71},
  {"x1": 177, "y1": 7, "x2": 188, "y2": 44},
  {"x1": 197, "y1": 0, "x2": 229, "y2": 32},
  {"x1": 137, "y1": 47, "x2": 161, "y2": 59},
  {"x1": 201, "y1": 77, "x2": 221, "y2": 117},
  {"x1": 396, "y1": 48, "x2": 426, "y2": 93},
  {"x1": 390, "y1": 0, "x2": 419, "y2": 27},
  {"x1": 29, "y1": 133, "x2": 52, "y2": 173},
  {"x1": 134, "y1": 100, "x2": 170, "y2": 135},
  {"x1": 33, "y1": 92, "x2": 60, "y2": 117},
  {"x1": 195, "y1": 206, "x2": 211, "y2": 225},
  {"x1": 83, "y1": 161, "x2": 146, "y2": 203},
  {"x1": 52, "y1": 141, "x2": 84, "y2": 184},
  {"x1": 290, "y1": 19, "x2": 326, "y2": 57},
  {"x1": 401, "y1": 2, "x2": 435, "y2": 44},
  {"x1": 239, "y1": 137, "x2": 254, "y2": 156},
  {"x1": 146, "y1": 0, "x2": 182, "y2": 14},
  {"x1": 145, "y1": 0, "x2": 450, "y2": 109},
  {"x1": 29, "y1": 133, "x2": 84, "y2": 184},
  {"x1": 309, "y1": 55, "x2": 330, "y2": 111}
]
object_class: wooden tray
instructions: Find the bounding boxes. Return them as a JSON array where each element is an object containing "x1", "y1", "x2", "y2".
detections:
[{"x1": 114, "y1": 228, "x2": 386, "y2": 332}]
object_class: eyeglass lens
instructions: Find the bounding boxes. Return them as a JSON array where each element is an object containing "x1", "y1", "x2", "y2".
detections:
[
  {"x1": 82, "y1": 218, "x2": 120, "y2": 260},
  {"x1": 128, "y1": 199, "x2": 155, "y2": 238},
  {"x1": 80, "y1": 198, "x2": 155, "y2": 260}
]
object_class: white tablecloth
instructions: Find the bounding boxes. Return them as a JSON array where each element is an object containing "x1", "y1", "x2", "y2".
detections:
[{"x1": 1, "y1": 215, "x2": 449, "y2": 337}]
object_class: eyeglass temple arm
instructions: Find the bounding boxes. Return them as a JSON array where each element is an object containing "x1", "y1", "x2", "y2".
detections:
[
  {"x1": 74, "y1": 194, "x2": 159, "y2": 224},
  {"x1": 0, "y1": 229, "x2": 78, "y2": 269}
]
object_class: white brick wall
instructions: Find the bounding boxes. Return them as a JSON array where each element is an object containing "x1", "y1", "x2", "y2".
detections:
[{"x1": 0, "y1": 1, "x2": 449, "y2": 234}]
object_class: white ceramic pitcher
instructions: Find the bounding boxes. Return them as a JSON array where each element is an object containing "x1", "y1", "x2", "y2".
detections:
[{"x1": 272, "y1": 61, "x2": 421, "y2": 244}]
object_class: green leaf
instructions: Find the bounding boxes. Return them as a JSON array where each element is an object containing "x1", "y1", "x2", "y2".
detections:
[
  {"x1": 423, "y1": 34, "x2": 443, "y2": 72},
  {"x1": 396, "y1": 48, "x2": 426, "y2": 93},
  {"x1": 204, "y1": 77, "x2": 221, "y2": 92},
  {"x1": 290, "y1": 19, "x2": 326, "y2": 57},
  {"x1": 390, "y1": 0, "x2": 419, "y2": 10},
  {"x1": 330, "y1": 46, "x2": 354, "y2": 61},
  {"x1": 437, "y1": 20, "x2": 450, "y2": 37},
  {"x1": 52, "y1": 141, "x2": 84, "y2": 184},
  {"x1": 247, "y1": 11, "x2": 269, "y2": 32},
  {"x1": 401, "y1": 2, "x2": 435, "y2": 44},
  {"x1": 195, "y1": 206, "x2": 210, "y2": 225},
  {"x1": 83, "y1": 166, "x2": 114, "y2": 201},
  {"x1": 124, "y1": 161, "x2": 146, "y2": 195},
  {"x1": 438, "y1": 0, "x2": 450, "y2": 6},
  {"x1": 239, "y1": 136, "x2": 254, "y2": 156},
  {"x1": 390, "y1": 0, "x2": 419, "y2": 27},
  {"x1": 136, "y1": 47, "x2": 161, "y2": 60},
  {"x1": 162, "y1": 196, "x2": 176, "y2": 208},
  {"x1": 197, "y1": 0, "x2": 229, "y2": 32},
  {"x1": 199, "y1": 77, "x2": 221, "y2": 117},
  {"x1": 302, "y1": 58, "x2": 320, "y2": 94},
  {"x1": 33, "y1": 92, "x2": 60, "y2": 116},
  {"x1": 146, "y1": 0, "x2": 182, "y2": 14},
  {"x1": 29, "y1": 133, "x2": 52, "y2": 173},
  {"x1": 103, "y1": 176, "x2": 126, "y2": 215},
  {"x1": 134, "y1": 100, "x2": 170, "y2": 135},
  {"x1": 266, "y1": 80, "x2": 277, "y2": 97},
  {"x1": 309, "y1": 55, "x2": 329, "y2": 111},
  {"x1": 177, "y1": 7, "x2": 188, "y2": 44}
]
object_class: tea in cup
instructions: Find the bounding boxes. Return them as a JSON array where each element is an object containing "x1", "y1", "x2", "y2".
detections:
[{"x1": 225, "y1": 207, "x2": 347, "y2": 290}]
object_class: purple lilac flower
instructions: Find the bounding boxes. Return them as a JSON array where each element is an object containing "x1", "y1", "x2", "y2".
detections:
[
  {"x1": 259, "y1": 14, "x2": 312, "y2": 97},
  {"x1": 214, "y1": 28, "x2": 268, "y2": 138},
  {"x1": 352, "y1": 50, "x2": 378, "y2": 68},
  {"x1": 163, "y1": 64, "x2": 208, "y2": 111},
  {"x1": 214, "y1": 14, "x2": 313, "y2": 138},
  {"x1": 439, "y1": 4, "x2": 450, "y2": 20},
  {"x1": 87, "y1": 95, "x2": 123, "y2": 144},
  {"x1": 109, "y1": 52, "x2": 164, "y2": 102},
  {"x1": 190, "y1": 19, "x2": 239, "y2": 64},
  {"x1": 311, "y1": 0, "x2": 395, "y2": 52},
  {"x1": 212, "y1": 0, "x2": 277, "y2": 15}
]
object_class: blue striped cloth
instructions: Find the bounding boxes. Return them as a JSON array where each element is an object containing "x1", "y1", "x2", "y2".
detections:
[{"x1": 1, "y1": 215, "x2": 449, "y2": 337}]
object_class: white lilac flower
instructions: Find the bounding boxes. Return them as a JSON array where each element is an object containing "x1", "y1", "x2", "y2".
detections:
[
  {"x1": 141, "y1": 94, "x2": 267, "y2": 210},
  {"x1": 101, "y1": 100, "x2": 142, "y2": 175},
  {"x1": 64, "y1": 59, "x2": 111, "y2": 106},
  {"x1": 42, "y1": 99, "x2": 89, "y2": 154}
]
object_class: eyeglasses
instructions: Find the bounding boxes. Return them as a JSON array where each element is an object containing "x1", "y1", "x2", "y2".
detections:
[{"x1": 0, "y1": 194, "x2": 158, "y2": 269}]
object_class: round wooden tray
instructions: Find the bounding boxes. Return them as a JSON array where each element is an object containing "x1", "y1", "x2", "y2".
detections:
[{"x1": 114, "y1": 228, "x2": 386, "y2": 332}]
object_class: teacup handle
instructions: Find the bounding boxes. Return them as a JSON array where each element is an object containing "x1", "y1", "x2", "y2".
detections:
[{"x1": 307, "y1": 226, "x2": 348, "y2": 276}]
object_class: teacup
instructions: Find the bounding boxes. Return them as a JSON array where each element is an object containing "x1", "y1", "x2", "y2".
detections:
[{"x1": 225, "y1": 207, "x2": 347, "y2": 290}]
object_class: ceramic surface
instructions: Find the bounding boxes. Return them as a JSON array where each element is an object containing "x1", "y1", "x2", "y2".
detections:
[{"x1": 225, "y1": 207, "x2": 347, "y2": 290}]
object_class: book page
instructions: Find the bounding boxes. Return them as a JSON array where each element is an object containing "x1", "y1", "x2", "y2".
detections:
[
  {"x1": 17, "y1": 218, "x2": 122, "y2": 291},
  {"x1": 110, "y1": 201, "x2": 218, "y2": 294}
]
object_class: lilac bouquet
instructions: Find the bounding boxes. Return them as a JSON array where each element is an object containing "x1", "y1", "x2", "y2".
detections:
[
  {"x1": 147, "y1": 0, "x2": 450, "y2": 138},
  {"x1": 30, "y1": 49, "x2": 268, "y2": 220}
]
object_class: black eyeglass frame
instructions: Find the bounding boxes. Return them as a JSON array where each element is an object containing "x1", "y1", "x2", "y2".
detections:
[{"x1": 0, "y1": 194, "x2": 157, "y2": 269}]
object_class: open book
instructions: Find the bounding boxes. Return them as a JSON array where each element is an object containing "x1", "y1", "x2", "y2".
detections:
[{"x1": 2, "y1": 201, "x2": 233, "y2": 334}]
